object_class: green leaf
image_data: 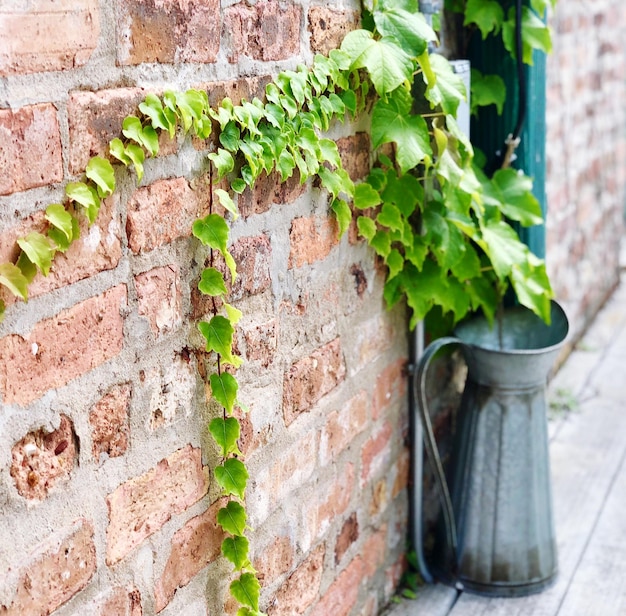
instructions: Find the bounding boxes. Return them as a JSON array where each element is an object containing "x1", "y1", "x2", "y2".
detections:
[
  {"x1": 470, "y1": 69, "x2": 506, "y2": 116},
  {"x1": 277, "y1": 149, "x2": 296, "y2": 181},
  {"x1": 109, "y1": 138, "x2": 132, "y2": 166},
  {"x1": 86, "y1": 156, "x2": 115, "y2": 198},
  {"x1": 230, "y1": 573, "x2": 260, "y2": 610},
  {"x1": 480, "y1": 221, "x2": 529, "y2": 280},
  {"x1": 224, "y1": 250, "x2": 238, "y2": 286},
  {"x1": 331, "y1": 198, "x2": 352, "y2": 237},
  {"x1": 341, "y1": 29, "x2": 414, "y2": 96},
  {"x1": 66, "y1": 181, "x2": 100, "y2": 223},
  {"x1": 357, "y1": 216, "x2": 377, "y2": 241},
  {"x1": 222, "y1": 535, "x2": 250, "y2": 571},
  {"x1": 354, "y1": 182, "x2": 382, "y2": 210},
  {"x1": 16, "y1": 252, "x2": 37, "y2": 283},
  {"x1": 220, "y1": 121, "x2": 241, "y2": 151},
  {"x1": 17, "y1": 232, "x2": 55, "y2": 277},
  {"x1": 377, "y1": 202, "x2": 404, "y2": 233},
  {"x1": 217, "y1": 501, "x2": 247, "y2": 535},
  {"x1": 386, "y1": 248, "x2": 404, "y2": 280},
  {"x1": 319, "y1": 139, "x2": 341, "y2": 168},
  {"x1": 510, "y1": 254, "x2": 553, "y2": 323},
  {"x1": 374, "y1": 6, "x2": 435, "y2": 57},
  {"x1": 380, "y1": 170, "x2": 423, "y2": 217},
  {"x1": 210, "y1": 372, "x2": 239, "y2": 414},
  {"x1": 503, "y1": 6, "x2": 552, "y2": 64},
  {"x1": 318, "y1": 167, "x2": 354, "y2": 199},
  {"x1": 198, "y1": 267, "x2": 227, "y2": 296},
  {"x1": 192, "y1": 214, "x2": 229, "y2": 254},
  {"x1": 371, "y1": 91, "x2": 432, "y2": 174},
  {"x1": 208, "y1": 149, "x2": 235, "y2": 179},
  {"x1": 232, "y1": 178, "x2": 247, "y2": 194},
  {"x1": 215, "y1": 458, "x2": 249, "y2": 500},
  {"x1": 209, "y1": 417, "x2": 241, "y2": 457},
  {"x1": 464, "y1": 0, "x2": 505, "y2": 38},
  {"x1": 216, "y1": 188, "x2": 238, "y2": 219},
  {"x1": 0, "y1": 262, "x2": 29, "y2": 300},
  {"x1": 125, "y1": 143, "x2": 145, "y2": 183},
  {"x1": 423, "y1": 53, "x2": 466, "y2": 116},
  {"x1": 489, "y1": 169, "x2": 543, "y2": 226},
  {"x1": 45, "y1": 204, "x2": 74, "y2": 242},
  {"x1": 122, "y1": 116, "x2": 159, "y2": 156},
  {"x1": 198, "y1": 315, "x2": 235, "y2": 357},
  {"x1": 139, "y1": 93, "x2": 176, "y2": 137}
]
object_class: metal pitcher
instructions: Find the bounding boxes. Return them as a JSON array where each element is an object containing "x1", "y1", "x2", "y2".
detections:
[{"x1": 415, "y1": 301, "x2": 569, "y2": 597}]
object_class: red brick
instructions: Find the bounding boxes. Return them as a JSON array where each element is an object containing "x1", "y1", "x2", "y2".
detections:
[
  {"x1": 352, "y1": 314, "x2": 396, "y2": 374},
  {"x1": 369, "y1": 478, "x2": 388, "y2": 517},
  {"x1": 224, "y1": 0, "x2": 301, "y2": 62},
  {"x1": 87, "y1": 587, "x2": 143, "y2": 616},
  {"x1": 106, "y1": 445, "x2": 209, "y2": 564},
  {"x1": 67, "y1": 87, "x2": 175, "y2": 174},
  {"x1": 360, "y1": 422, "x2": 393, "y2": 486},
  {"x1": 288, "y1": 216, "x2": 340, "y2": 268},
  {"x1": 126, "y1": 178, "x2": 210, "y2": 254},
  {"x1": 269, "y1": 544, "x2": 325, "y2": 616},
  {"x1": 0, "y1": 519, "x2": 96, "y2": 614},
  {"x1": 238, "y1": 171, "x2": 306, "y2": 218},
  {"x1": 0, "y1": 104, "x2": 62, "y2": 195},
  {"x1": 0, "y1": 195, "x2": 123, "y2": 304},
  {"x1": 335, "y1": 513, "x2": 359, "y2": 564},
  {"x1": 392, "y1": 447, "x2": 410, "y2": 498},
  {"x1": 154, "y1": 499, "x2": 225, "y2": 612},
  {"x1": 372, "y1": 358, "x2": 408, "y2": 420},
  {"x1": 337, "y1": 133, "x2": 371, "y2": 182},
  {"x1": 307, "y1": 7, "x2": 361, "y2": 55},
  {"x1": 243, "y1": 318, "x2": 277, "y2": 367},
  {"x1": 0, "y1": 0, "x2": 99, "y2": 76},
  {"x1": 10, "y1": 415, "x2": 77, "y2": 500},
  {"x1": 361, "y1": 525, "x2": 387, "y2": 578},
  {"x1": 253, "y1": 536, "x2": 294, "y2": 587},
  {"x1": 283, "y1": 338, "x2": 346, "y2": 425},
  {"x1": 0, "y1": 285, "x2": 127, "y2": 406},
  {"x1": 89, "y1": 384, "x2": 131, "y2": 462},
  {"x1": 310, "y1": 463, "x2": 355, "y2": 541},
  {"x1": 226, "y1": 235, "x2": 272, "y2": 301},
  {"x1": 310, "y1": 555, "x2": 365, "y2": 616},
  {"x1": 135, "y1": 265, "x2": 182, "y2": 335},
  {"x1": 115, "y1": 0, "x2": 220, "y2": 65},
  {"x1": 319, "y1": 390, "x2": 369, "y2": 465}
]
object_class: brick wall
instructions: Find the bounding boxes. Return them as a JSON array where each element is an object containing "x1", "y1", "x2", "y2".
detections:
[
  {"x1": 0, "y1": 2, "x2": 409, "y2": 616},
  {"x1": 545, "y1": 1, "x2": 626, "y2": 342}
]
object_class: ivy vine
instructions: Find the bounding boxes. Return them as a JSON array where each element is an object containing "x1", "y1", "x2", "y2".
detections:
[{"x1": 0, "y1": 0, "x2": 557, "y2": 613}]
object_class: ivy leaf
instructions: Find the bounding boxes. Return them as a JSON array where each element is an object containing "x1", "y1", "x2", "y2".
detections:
[
  {"x1": 377, "y1": 202, "x2": 404, "y2": 233},
  {"x1": 220, "y1": 121, "x2": 241, "y2": 151},
  {"x1": 0, "y1": 263, "x2": 29, "y2": 300},
  {"x1": 371, "y1": 90, "x2": 432, "y2": 174},
  {"x1": 217, "y1": 501, "x2": 247, "y2": 535},
  {"x1": 198, "y1": 315, "x2": 234, "y2": 358},
  {"x1": 511, "y1": 254, "x2": 553, "y2": 323},
  {"x1": 386, "y1": 248, "x2": 404, "y2": 280},
  {"x1": 380, "y1": 170, "x2": 423, "y2": 217},
  {"x1": 215, "y1": 458, "x2": 249, "y2": 500},
  {"x1": 318, "y1": 167, "x2": 354, "y2": 199},
  {"x1": 208, "y1": 149, "x2": 235, "y2": 179},
  {"x1": 125, "y1": 143, "x2": 145, "y2": 183},
  {"x1": 17, "y1": 232, "x2": 55, "y2": 277},
  {"x1": 139, "y1": 93, "x2": 176, "y2": 137},
  {"x1": 45, "y1": 204, "x2": 74, "y2": 242},
  {"x1": 230, "y1": 573, "x2": 260, "y2": 610},
  {"x1": 341, "y1": 29, "x2": 414, "y2": 96},
  {"x1": 16, "y1": 252, "x2": 37, "y2": 283},
  {"x1": 192, "y1": 214, "x2": 229, "y2": 254},
  {"x1": 224, "y1": 250, "x2": 238, "y2": 286},
  {"x1": 503, "y1": 6, "x2": 552, "y2": 64},
  {"x1": 109, "y1": 138, "x2": 131, "y2": 166},
  {"x1": 122, "y1": 116, "x2": 159, "y2": 156},
  {"x1": 480, "y1": 221, "x2": 529, "y2": 280},
  {"x1": 222, "y1": 535, "x2": 250, "y2": 571},
  {"x1": 470, "y1": 69, "x2": 506, "y2": 116},
  {"x1": 198, "y1": 267, "x2": 227, "y2": 296},
  {"x1": 216, "y1": 188, "x2": 238, "y2": 219},
  {"x1": 374, "y1": 6, "x2": 435, "y2": 57},
  {"x1": 66, "y1": 181, "x2": 100, "y2": 223},
  {"x1": 357, "y1": 216, "x2": 377, "y2": 241},
  {"x1": 423, "y1": 54, "x2": 467, "y2": 116},
  {"x1": 319, "y1": 138, "x2": 341, "y2": 168},
  {"x1": 489, "y1": 169, "x2": 543, "y2": 226},
  {"x1": 354, "y1": 182, "x2": 382, "y2": 210},
  {"x1": 210, "y1": 372, "x2": 239, "y2": 414},
  {"x1": 277, "y1": 150, "x2": 296, "y2": 181},
  {"x1": 464, "y1": 0, "x2": 505, "y2": 38},
  {"x1": 331, "y1": 198, "x2": 352, "y2": 237},
  {"x1": 209, "y1": 417, "x2": 242, "y2": 457},
  {"x1": 232, "y1": 179, "x2": 247, "y2": 194},
  {"x1": 86, "y1": 156, "x2": 115, "y2": 198}
]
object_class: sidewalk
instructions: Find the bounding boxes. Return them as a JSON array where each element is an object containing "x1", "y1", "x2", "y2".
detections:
[{"x1": 385, "y1": 269, "x2": 626, "y2": 616}]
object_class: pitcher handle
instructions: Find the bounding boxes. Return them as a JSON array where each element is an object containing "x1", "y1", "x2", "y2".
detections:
[{"x1": 414, "y1": 336, "x2": 462, "y2": 576}]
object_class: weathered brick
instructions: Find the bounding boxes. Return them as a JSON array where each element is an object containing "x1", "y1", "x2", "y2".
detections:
[
  {"x1": 86, "y1": 586, "x2": 143, "y2": 616},
  {"x1": 135, "y1": 265, "x2": 182, "y2": 335},
  {"x1": 319, "y1": 390, "x2": 369, "y2": 465},
  {"x1": 372, "y1": 358, "x2": 408, "y2": 420},
  {"x1": 0, "y1": 195, "x2": 123, "y2": 304},
  {"x1": 361, "y1": 422, "x2": 393, "y2": 486},
  {"x1": 106, "y1": 445, "x2": 209, "y2": 564},
  {"x1": 392, "y1": 447, "x2": 410, "y2": 498},
  {"x1": 268, "y1": 544, "x2": 325, "y2": 616},
  {"x1": 10, "y1": 415, "x2": 77, "y2": 500},
  {"x1": 253, "y1": 536, "x2": 294, "y2": 587},
  {"x1": 0, "y1": 0, "x2": 99, "y2": 76},
  {"x1": 0, "y1": 519, "x2": 96, "y2": 615},
  {"x1": 226, "y1": 235, "x2": 272, "y2": 301},
  {"x1": 361, "y1": 525, "x2": 387, "y2": 578},
  {"x1": 238, "y1": 171, "x2": 306, "y2": 218},
  {"x1": 126, "y1": 178, "x2": 210, "y2": 254},
  {"x1": 307, "y1": 7, "x2": 360, "y2": 56},
  {"x1": 369, "y1": 478, "x2": 388, "y2": 518},
  {"x1": 224, "y1": 0, "x2": 301, "y2": 62},
  {"x1": 335, "y1": 513, "x2": 359, "y2": 565},
  {"x1": 115, "y1": 0, "x2": 220, "y2": 65},
  {"x1": 243, "y1": 318, "x2": 277, "y2": 367},
  {"x1": 0, "y1": 285, "x2": 127, "y2": 406},
  {"x1": 67, "y1": 87, "x2": 175, "y2": 174},
  {"x1": 154, "y1": 499, "x2": 224, "y2": 612},
  {"x1": 288, "y1": 216, "x2": 340, "y2": 268},
  {"x1": 283, "y1": 338, "x2": 346, "y2": 425},
  {"x1": 337, "y1": 133, "x2": 372, "y2": 182},
  {"x1": 89, "y1": 384, "x2": 131, "y2": 462},
  {"x1": 310, "y1": 463, "x2": 355, "y2": 541},
  {"x1": 352, "y1": 314, "x2": 395, "y2": 375},
  {"x1": 310, "y1": 555, "x2": 365, "y2": 616},
  {"x1": 0, "y1": 104, "x2": 62, "y2": 195}
]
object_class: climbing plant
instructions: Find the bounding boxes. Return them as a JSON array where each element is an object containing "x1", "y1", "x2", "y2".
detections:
[{"x1": 0, "y1": 0, "x2": 557, "y2": 612}]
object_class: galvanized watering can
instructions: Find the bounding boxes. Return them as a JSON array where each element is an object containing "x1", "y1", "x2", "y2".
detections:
[{"x1": 415, "y1": 301, "x2": 569, "y2": 597}]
